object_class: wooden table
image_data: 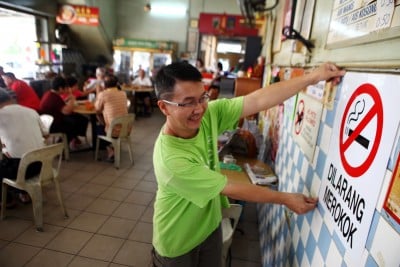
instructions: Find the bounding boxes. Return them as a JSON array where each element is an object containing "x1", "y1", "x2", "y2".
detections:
[
  {"x1": 73, "y1": 103, "x2": 97, "y2": 150},
  {"x1": 221, "y1": 156, "x2": 275, "y2": 185}
]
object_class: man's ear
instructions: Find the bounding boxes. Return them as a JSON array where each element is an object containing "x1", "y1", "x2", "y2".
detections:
[{"x1": 158, "y1": 100, "x2": 170, "y2": 116}]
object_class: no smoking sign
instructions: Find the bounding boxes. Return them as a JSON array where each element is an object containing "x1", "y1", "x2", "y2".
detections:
[{"x1": 339, "y1": 83, "x2": 383, "y2": 177}]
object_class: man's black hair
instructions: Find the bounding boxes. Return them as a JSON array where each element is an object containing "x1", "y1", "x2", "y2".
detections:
[
  {"x1": 52, "y1": 76, "x2": 66, "y2": 91},
  {"x1": 154, "y1": 62, "x2": 202, "y2": 100},
  {"x1": 65, "y1": 76, "x2": 78, "y2": 87},
  {"x1": 104, "y1": 74, "x2": 119, "y2": 88}
]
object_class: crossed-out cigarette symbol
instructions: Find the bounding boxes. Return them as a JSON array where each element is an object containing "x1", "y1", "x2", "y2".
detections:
[{"x1": 345, "y1": 99, "x2": 370, "y2": 149}]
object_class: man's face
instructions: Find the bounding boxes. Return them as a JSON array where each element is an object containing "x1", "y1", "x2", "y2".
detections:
[{"x1": 159, "y1": 81, "x2": 208, "y2": 138}]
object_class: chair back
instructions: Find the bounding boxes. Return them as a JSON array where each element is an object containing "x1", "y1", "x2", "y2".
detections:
[
  {"x1": 107, "y1": 113, "x2": 135, "y2": 139},
  {"x1": 40, "y1": 114, "x2": 54, "y2": 135},
  {"x1": 15, "y1": 143, "x2": 64, "y2": 185}
]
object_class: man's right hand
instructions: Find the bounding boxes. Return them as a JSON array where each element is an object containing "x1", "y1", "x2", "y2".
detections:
[{"x1": 284, "y1": 193, "x2": 318, "y2": 214}]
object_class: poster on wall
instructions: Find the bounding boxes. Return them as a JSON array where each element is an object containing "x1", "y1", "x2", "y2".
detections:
[
  {"x1": 326, "y1": 0, "x2": 400, "y2": 48},
  {"x1": 292, "y1": 92, "x2": 323, "y2": 161},
  {"x1": 56, "y1": 4, "x2": 99, "y2": 26},
  {"x1": 318, "y1": 72, "x2": 400, "y2": 265},
  {"x1": 281, "y1": 67, "x2": 305, "y2": 120},
  {"x1": 383, "y1": 153, "x2": 400, "y2": 228}
]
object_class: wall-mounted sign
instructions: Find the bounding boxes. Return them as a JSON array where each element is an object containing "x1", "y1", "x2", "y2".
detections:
[
  {"x1": 113, "y1": 38, "x2": 177, "y2": 51},
  {"x1": 198, "y1": 13, "x2": 260, "y2": 37},
  {"x1": 326, "y1": 0, "x2": 400, "y2": 48},
  {"x1": 292, "y1": 92, "x2": 323, "y2": 161},
  {"x1": 56, "y1": 4, "x2": 99, "y2": 26},
  {"x1": 318, "y1": 72, "x2": 400, "y2": 265}
]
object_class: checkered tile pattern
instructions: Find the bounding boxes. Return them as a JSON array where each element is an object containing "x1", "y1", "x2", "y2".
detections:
[{"x1": 256, "y1": 82, "x2": 399, "y2": 266}]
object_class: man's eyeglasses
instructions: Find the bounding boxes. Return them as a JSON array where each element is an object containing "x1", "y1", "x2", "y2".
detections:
[{"x1": 162, "y1": 93, "x2": 210, "y2": 108}]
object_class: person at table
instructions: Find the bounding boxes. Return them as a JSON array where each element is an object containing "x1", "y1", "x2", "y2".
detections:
[
  {"x1": 95, "y1": 74, "x2": 128, "y2": 162},
  {"x1": 132, "y1": 69, "x2": 153, "y2": 116},
  {"x1": 39, "y1": 76, "x2": 89, "y2": 150},
  {"x1": 60, "y1": 76, "x2": 88, "y2": 101},
  {"x1": 0, "y1": 88, "x2": 45, "y2": 206},
  {"x1": 150, "y1": 61, "x2": 345, "y2": 266},
  {"x1": 83, "y1": 67, "x2": 106, "y2": 95},
  {"x1": 1, "y1": 72, "x2": 40, "y2": 112},
  {"x1": 208, "y1": 84, "x2": 220, "y2": 101}
]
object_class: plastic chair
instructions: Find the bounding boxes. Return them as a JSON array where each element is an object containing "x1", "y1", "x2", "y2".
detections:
[
  {"x1": 95, "y1": 113, "x2": 135, "y2": 169},
  {"x1": 221, "y1": 203, "x2": 243, "y2": 267},
  {"x1": 1, "y1": 143, "x2": 68, "y2": 231},
  {"x1": 40, "y1": 114, "x2": 70, "y2": 161}
]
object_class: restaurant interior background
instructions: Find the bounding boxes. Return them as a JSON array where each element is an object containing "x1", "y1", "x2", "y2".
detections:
[{"x1": 1, "y1": 0, "x2": 400, "y2": 266}]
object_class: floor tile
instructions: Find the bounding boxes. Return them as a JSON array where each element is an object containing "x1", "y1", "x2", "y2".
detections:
[
  {"x1": 25, "y1": 249, "x2": 74, "y2": 267},
  {"x1": 112, "y1": 176, "x2": 141, "y2": 190},
  {"x1": 0, "y1": 243, "x2": 40, "y2": 266},
  {"x1": 79, "y1": 234, "x2": 124, "y2": 261},
  {"x1": 68, "y1": 211, "x2": 108, "y2": 232},
  {"x1": 113, "y1": 240, "x2": 152, "y2": 267},
  {"x1": 46, "y1": 228, "x2": 93, "y2": 254},
  {"x1": 65, "y1": 193, "x2": 96, "y2": 210},
  {"x1": 68, "y1": 256, "x2": 109, "y2": 267},
  {"x1": 98, "y1": 217, "x2": 137, "y2": 239},
  {"x1": 134, "y1": 181, "x2": 158, "y2": 193},
  {"x1": 128, "y1": 222, "x2": 152, "y2": 243},
  {"x1": 15, "y1": 224, "x2": 63, "y2": 247},
  {"x1": 99, "y1": 187, "x2": 131, "y2": 202},
  {"x1": 85, "y1": 198, "x2": 121, "y2": 215},
  {"x1": 124, "y1": 190, "x2": 154, "y2": 206},
  {"x1": 113, "y1": 203, "x2": 146, "y2": 221},
  {"x1": 90, "y1": 173, "x2": 119, "y2": 186},
  {"x1": 44, "y1": 207, "x2": 81, "y2": 227},
  {"x1": 0, "y1": 218, "x2": 32, "y2": 241},
  {"x1": 75, "y1": 183, "x2": 108, "y2": 197}
]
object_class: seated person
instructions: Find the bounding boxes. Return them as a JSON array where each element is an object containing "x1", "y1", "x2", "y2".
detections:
[
  {"x1": 131, "y1": 69, "x2": 153, "y2": 116},
  {"x1": 95, "y1": 74, "x2": 128, "y2": 162},
  {"x1": 60, "y1": 76, "x2": 88, "y2": 101},
  {"x1": 39, "y1": 76, "x2": 88, "y2": 150},
  {"x1": 208, "y1": 84, "x2": 220, "y2": 101},
  {"x1": 84, "y1": 67, "x2": 106, "y2": 95},
  {"x1": 1, "y1": 72, "x2": 40, "y2": 112},
  {"x1": 0, "y1": 88, "x2": 45, "y2": 206}
]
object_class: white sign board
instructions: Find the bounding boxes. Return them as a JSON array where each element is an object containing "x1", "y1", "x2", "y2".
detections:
[
  {"x1": 292, "y1": 92, "x2": 323, "y2": 161},
  {"x1": 326, "y1": 0, "x2": 400, "y2": 48},
  {"x1": 318, "y1": 72, "x2": 400, "y2": 265}
]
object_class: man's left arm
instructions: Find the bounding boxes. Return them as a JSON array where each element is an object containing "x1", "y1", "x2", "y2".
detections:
[{"x1": 241, "y1": 62, "x2": 345, "y2": 118}]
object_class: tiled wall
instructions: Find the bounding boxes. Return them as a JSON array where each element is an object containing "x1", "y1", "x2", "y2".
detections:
[{"x1": 257, "y1": 81, "x2": 400, "y2": 266}]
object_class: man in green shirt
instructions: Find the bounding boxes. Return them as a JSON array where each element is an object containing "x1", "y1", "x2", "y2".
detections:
[{"x1": 152, "y1": 62, "x2": 345, "y2": 266}]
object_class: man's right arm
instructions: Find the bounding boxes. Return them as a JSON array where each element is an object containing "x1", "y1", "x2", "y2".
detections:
[{"x1": 221, "y1": 181, "x2": 318, "y2": 215}]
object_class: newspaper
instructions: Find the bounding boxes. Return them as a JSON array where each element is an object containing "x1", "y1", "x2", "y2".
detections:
[{"x1": 244, "y1": 163, "x2": 278, "y2": 186}]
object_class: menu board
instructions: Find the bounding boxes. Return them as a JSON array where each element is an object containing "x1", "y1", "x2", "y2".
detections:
[{"x1": 326, "y1": 0, "x2": 400, "y2": 48}]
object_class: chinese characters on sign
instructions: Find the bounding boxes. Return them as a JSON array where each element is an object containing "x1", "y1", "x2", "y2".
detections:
[{"x1": 56, "y1": 5, "x2": 99, "y2": 26}]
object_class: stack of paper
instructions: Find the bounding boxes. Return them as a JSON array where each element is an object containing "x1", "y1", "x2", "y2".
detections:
[{"x1": 244, "y1": 163, "x2": 278, "y2": 186}]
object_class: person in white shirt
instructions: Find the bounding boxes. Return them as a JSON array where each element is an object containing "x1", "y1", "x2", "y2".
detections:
[
  {"x1": 84, "y1": 67, "x2": 106, "y2": 96},
  {"x1": 132, "y1": 69, "x2": 152, "y2": 87},
  {"x1": 0, "y1": 88, "x2": 46, "y2": 206},
  {"x1": 131, "y1": 69, "x2": 153, "y2": 116}
]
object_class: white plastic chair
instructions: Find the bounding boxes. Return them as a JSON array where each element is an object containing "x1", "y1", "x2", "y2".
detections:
[
  {"x1": 40, "y1": 114, "x2": 70, "y2": 161},
  {"x1": 221, "y1": 203, "x2": 243, "y2": 267},
  {"x1": 1, "y1": 143, "x2": 68, "y2": 231},
  {"x1": 95, "y1": 113, "x2": 135, "y2": 169}
]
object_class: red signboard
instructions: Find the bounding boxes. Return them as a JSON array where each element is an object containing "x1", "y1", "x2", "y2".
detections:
[
  {"x1": 198, "y1": 13, "x2": 259, "y2": 37},
  {"x1": 56, "y1": 5, "x2": 99, "y2": 26}
]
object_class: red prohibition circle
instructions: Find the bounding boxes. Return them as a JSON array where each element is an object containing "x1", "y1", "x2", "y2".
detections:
[
  {"x1": 339, "y1": 83, "x2": 383, "y2": 177},
  {"x1": 295, "y1": 99, "x2": 305, "y2": 135}
]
